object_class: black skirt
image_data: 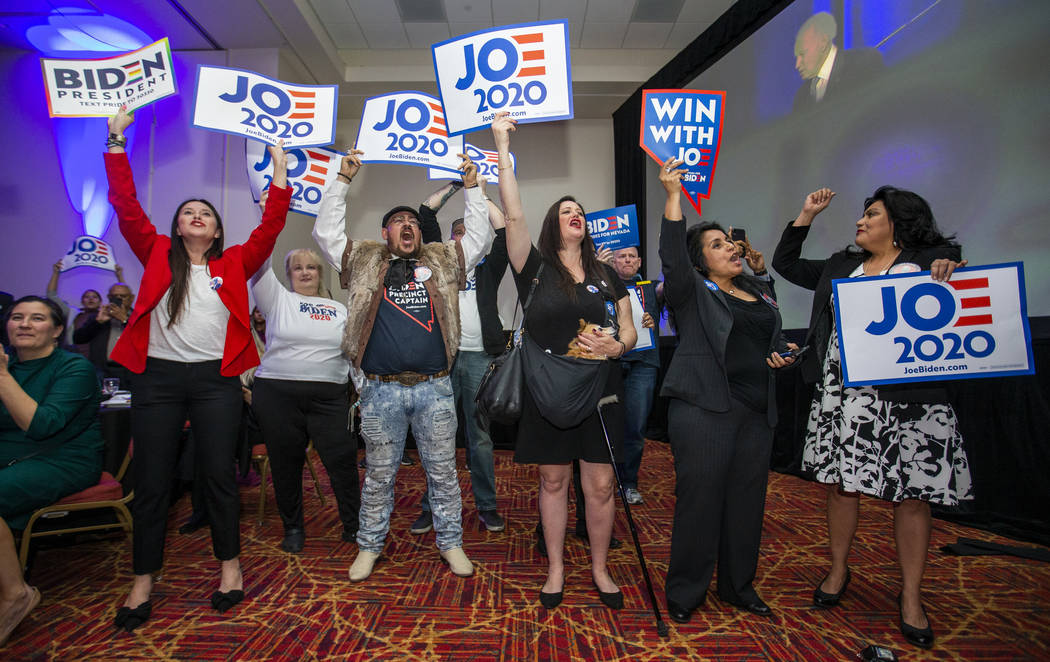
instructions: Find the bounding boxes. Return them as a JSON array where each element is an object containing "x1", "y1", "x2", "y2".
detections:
[{"x1": 513, "y1": 362, "x2": 624, "y2": 465}]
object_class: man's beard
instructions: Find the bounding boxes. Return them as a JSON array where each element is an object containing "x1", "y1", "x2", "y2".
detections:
[{"x1": 388, "y1": 238, "x2": 421, "y2": 259}]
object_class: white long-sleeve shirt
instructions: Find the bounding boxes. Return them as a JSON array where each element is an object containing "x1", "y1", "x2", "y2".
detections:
[{"x1": 312, "y1": 179, "x2": 493, "y2": 277}]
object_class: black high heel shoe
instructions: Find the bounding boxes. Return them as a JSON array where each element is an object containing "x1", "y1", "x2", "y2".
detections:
[
  {"x1": 539, "y1": 589, "x2": 563, "y2": 608},
  {"x1": 211, "y1": 589, "x2": 245, "y2": 613},
  {"x1": 898, "y1": 593, "x2": 934, "y2": 649},
  {"x1": 114, "y1": 601, "x2": 152, "y2": 632},
  {"x1": 813, "y1": 567, "x2": 851, "y2": 608},
  {"x1": 592, "y1": 580, "x2": 624, "y2": 610}
]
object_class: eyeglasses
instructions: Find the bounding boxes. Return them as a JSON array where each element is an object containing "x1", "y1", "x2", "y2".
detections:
[{"x1": 388, "y1": 214, "x2": 420, "y2": 227}]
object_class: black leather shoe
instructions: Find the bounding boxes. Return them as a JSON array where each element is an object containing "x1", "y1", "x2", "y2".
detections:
[
  {"x1": 898, "y1": 593, "x2": 934, "y2": 649},
  {"x1": 178, "y1": 514, "x2": 209, "y2": 535},
  {"x1": 726, "y1": 596, "x2": 773, "y2": 617},
  {"x1": 211, "y1": 589, "x2": 245, "y2": 613},
  {"x1": 593, "y1": 581, "x2": 624, "y2": 610},
  {"x1": 539, "y1": 590, "x2": 563, "y2": 608},
  {"x1": 666, "y1": 599, "x2": 693, "y2": 624},
  {"x1": 114, "y1": 601, "x2": 152, "y2": 632},
  {"x1": 813, "y1": 567, "x2": 851, "y2": 608},
  {"x1": 280, "y1": 528, "x2": 305, "y2": 553}
]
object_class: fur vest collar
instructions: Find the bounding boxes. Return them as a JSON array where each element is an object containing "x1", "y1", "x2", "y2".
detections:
[{"x1": 340, "y1": 240, "x2": 465, "y2": 369}]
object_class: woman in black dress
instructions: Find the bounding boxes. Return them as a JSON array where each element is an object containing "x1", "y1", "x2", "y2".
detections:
[
  {"x1": 491, "y1": 112, "x2": 637, "y2": 609},
  {"x1": 771, "y1": 187, "x2": 971, "y2": 649}
]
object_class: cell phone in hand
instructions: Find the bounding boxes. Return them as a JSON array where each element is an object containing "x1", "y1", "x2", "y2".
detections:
[
  {"x1": 731, "y1": 228, "x2": 747, "y2": 243},
  {"x1": 779, "y1": 345, "x2": 809, "y2": 359},
  {"x1": 108, "y1": 293, "x2": 122, "y2": 306}
]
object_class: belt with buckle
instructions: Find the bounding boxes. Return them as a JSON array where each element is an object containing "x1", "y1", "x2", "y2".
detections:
[{"x1": 364, "y1": 369, "x2": 450, "y2": 387}]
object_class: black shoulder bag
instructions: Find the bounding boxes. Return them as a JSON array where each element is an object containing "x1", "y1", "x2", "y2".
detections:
[{"x1": 474, "y1": 265, "x2": 543, "y2": 428}]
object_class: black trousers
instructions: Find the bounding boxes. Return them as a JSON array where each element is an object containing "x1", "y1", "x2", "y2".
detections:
[
  {"x1": 251, "y1": 378, "x2": 360, "y2": 533},
  {"x1": 665, "y1": 397, "x2": 773, "y2": 608},
  {"x1": 130, "y1": 358, "x2": 242, "y2": 575}
]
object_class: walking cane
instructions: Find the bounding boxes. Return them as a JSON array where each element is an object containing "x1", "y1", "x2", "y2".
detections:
[{"x1": 597, "y1": 395, "x2": 669, "y2": 638}]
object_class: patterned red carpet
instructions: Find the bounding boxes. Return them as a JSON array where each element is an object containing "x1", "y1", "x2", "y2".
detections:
[{"x1": 6, "y1": 442, "x2": 1049, "y2": 661}]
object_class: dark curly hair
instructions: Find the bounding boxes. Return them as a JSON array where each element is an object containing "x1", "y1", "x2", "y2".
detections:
[
  {"x1": 849, "y1": 185, "x2": 958, "y2": 257},
  {"x1": 685, "y1": 221, "x2": 766, "y2": 297}
]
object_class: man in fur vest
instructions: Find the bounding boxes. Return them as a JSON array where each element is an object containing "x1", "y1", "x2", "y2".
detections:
[{"x1": 313, "y1": 150, "x2": 492, "y2": 582}]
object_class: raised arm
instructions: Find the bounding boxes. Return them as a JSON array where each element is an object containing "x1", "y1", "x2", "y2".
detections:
[
  {"x1": 770, "y1": 188, "x2": 835, "y2": 291},
  {"x1": 47, "y1": 261, "x2": 61, "y2": 298},
  {"x1": 491, "y1": 112, "x2": 531, "y2": 273},
  {"x1": 656, "y1": 157, "x2": 695, "y2": 308},
  {"x1": 457, "y1": 153, "x2": 494, "y2": 274},
  {"x1": 313, "y1": 150, "x2": 361, "y2": 272},
  {"x1": 480, "y1": 178, "x2": 507, "y2": 230},
  {"x1": 104, "y1": 107, "x2": 156, "y2": 266},
  {"x1": 418, "y1": 180, "x2": 462, "y2": 244},
  {"x1": 240, "y1": 142, "x2": 291, "y2": 277},
  {"x1": 46, "y1": 260, "x2": 71, "y2": 327}
]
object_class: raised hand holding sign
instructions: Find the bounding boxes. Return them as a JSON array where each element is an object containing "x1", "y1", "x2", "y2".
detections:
[
  {"x1": 432, "y1": 20, "x2": 573, "y2": 137},
  {"x1": 354, "y1": 91, "x2": 465, "y2": 173},
  {"x1": 246, "y1": 141, "x2": 342, "y2": 217},
  {"x1": 192, "y1": 65, "x2": 338, "y2": 148},
  {"x1": 640, "y1": 90, "x2": 726, "y2": 215}
]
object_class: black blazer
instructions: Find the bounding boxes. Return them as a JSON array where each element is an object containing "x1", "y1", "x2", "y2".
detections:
[
  {"x1": 659, "y1": 217, "x2": 788, "y2": 427},
  {"x1": 72, "y1": 316, "x2": 118, "y2": 374},
  {"x1": 771, "y1": 222, "x2": 962, "y2": 403},
  {"x1": 792, "y1": 47, "x2": 884, "y2": 113},
  {"x1": 419, "y1": 202, "x2": 509, "y2": 356},
  {"x1": 475, "y1": 228, "x2": 510, "y2": 355}
]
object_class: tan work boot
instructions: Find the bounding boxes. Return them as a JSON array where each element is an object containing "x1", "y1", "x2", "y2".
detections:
[
  {"x1": 439, "y1": 547, "x2": 474, "y2": 577},
  {"x1": 348, "y1": 550, "x2": 380, "y2": 582}
]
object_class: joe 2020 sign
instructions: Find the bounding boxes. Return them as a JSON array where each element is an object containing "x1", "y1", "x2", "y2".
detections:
[
  {"x1": 833, "y1": 263, "x2": 1033, "y2": 386},
  {"x1": 432, "y1": 20, "x2": 573, "y2": 137},
  {"x1": 192, "y1": 65, "x2": 337, "y2": 148}
]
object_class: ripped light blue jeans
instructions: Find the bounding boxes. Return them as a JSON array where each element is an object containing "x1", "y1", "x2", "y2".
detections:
[{"x1": 357, "y1": 376, "x2": 462, "y2": 552}]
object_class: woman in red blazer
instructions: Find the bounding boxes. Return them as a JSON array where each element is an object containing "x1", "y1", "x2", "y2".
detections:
[{"x1": 104, "y1": 107, "x2": 291, "y2": 632}]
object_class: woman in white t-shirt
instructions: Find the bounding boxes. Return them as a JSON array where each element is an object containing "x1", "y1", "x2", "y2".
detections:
[
  {"x1": 104, "y1": 107, "x2": 291, "y2": 632},
  {"x1": 250, "y1": 248, "x2": 359, "y2": 554}
]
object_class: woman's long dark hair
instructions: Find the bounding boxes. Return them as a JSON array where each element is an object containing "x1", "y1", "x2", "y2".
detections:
[
  {"x1": 537, "y1": 195, "x2": 615, "y2": 300},
  {"x1": 167, "y1": 199, "x2": 224, "y2": 328},
  {"x1": 848, "y1": 185, "x2": 958, "y2": 258},
  {"x1": 685, "y1": 221, "x2": 766, "y2": 298}
]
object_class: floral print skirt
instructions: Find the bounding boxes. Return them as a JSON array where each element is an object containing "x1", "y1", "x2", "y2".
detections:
[{"x1": 803, "y1": 324, "x2": 973, "y2": 505}]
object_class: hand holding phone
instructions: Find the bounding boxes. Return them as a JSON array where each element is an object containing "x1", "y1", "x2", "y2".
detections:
[{"x1": 779, "y1": 345, "x2": 809, "y2": 359}]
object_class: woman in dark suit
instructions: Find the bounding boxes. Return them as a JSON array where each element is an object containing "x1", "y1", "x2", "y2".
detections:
[
  {"x1": 771, "y1": 187, "x2": 971, "y2": 649},
  {"x1": 658, "y1": 158, "x2": 796, "y2": 624}
]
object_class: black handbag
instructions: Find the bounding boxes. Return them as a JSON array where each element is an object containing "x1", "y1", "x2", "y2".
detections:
[
  {"x1": 520, "y1": 335, "x2": 609, "y2": 429},
  {"x1": 474, "y1": 266, "x2": 542, "y2": 427}
]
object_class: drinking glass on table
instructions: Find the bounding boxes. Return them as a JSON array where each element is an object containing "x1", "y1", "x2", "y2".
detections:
[{"x1": 102, "y1": 377, "x2": 120, "y2": 397}]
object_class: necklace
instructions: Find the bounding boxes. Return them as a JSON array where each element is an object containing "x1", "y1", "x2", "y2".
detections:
[{"x1": 864, "y1": 249, "x2": 901, "y2": 275}]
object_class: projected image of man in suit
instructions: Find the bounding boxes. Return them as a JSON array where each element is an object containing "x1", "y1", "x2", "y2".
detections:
[{"x1": 792, "y1": 12, "x2": 884, "y2": 112}]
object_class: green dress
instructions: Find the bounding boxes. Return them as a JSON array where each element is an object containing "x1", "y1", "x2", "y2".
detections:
[{"x1": 0, "y1": 349, "x2": 103, "y2": 528}]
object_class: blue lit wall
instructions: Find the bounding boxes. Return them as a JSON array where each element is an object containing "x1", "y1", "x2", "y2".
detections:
[{"x1": 29, "y1": 7, "x2": 152, "y2": 238}]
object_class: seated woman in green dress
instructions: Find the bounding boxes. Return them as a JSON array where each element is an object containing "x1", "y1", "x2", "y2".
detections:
[{"x1": 0, "y1": 296, "x2": 103, "y2": 645}]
